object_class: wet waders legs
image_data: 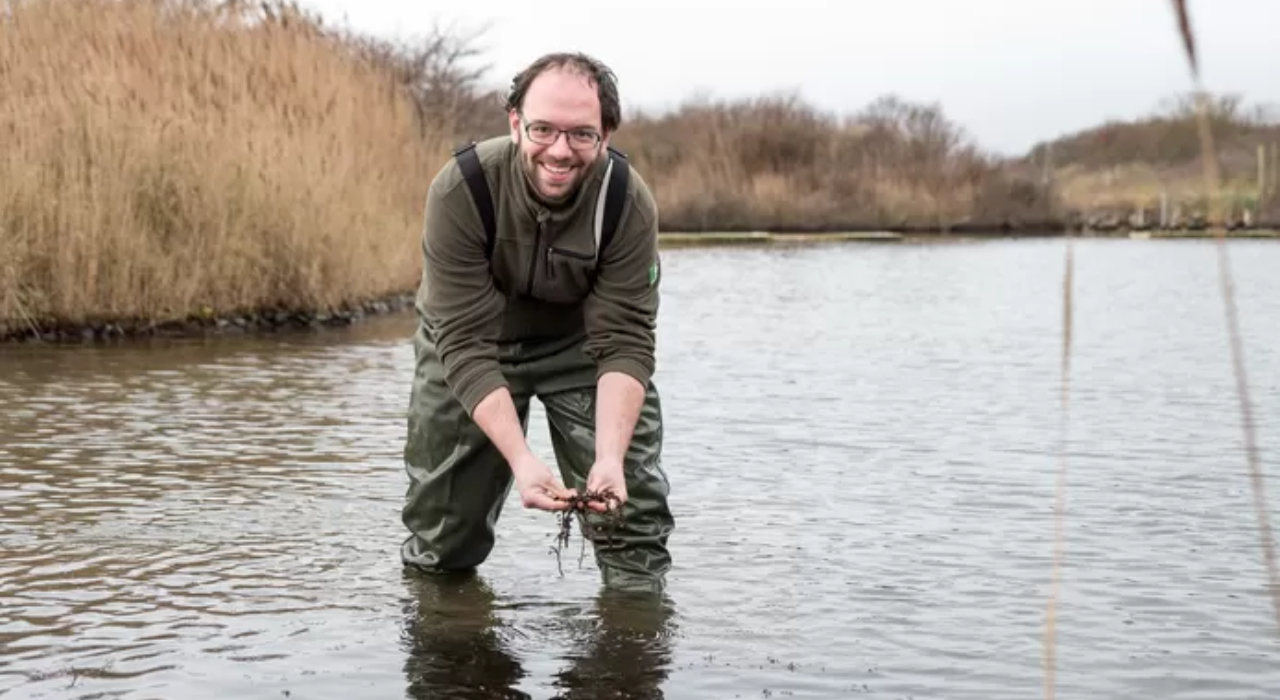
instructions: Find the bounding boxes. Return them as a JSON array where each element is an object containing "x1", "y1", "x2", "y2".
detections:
[
  {"x1": 401, "y1": 333, "x2": 529, "y2": 574},
  {"x1": 540, "y1": 381, "x2": 674, "y2": 592}
]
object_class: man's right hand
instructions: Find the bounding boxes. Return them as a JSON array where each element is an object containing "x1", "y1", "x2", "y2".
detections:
[
  {"x1": 472, "y1": 388, "x2": 574, "y2": 511},
  {"x1": 511, "y1": 454, "x2": 575, "y2": 511}
]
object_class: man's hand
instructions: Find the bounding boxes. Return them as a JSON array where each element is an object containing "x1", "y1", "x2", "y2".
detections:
[
  {"x1": 511, "y1": 454, "x2": 575, "y2": 512},
  {"x1": 473, "y1": 388, "x2": 574, "y2": 512},
  {"x1": 587, "y1": 371, "x2": 643, "y2": 513},
  {"x1": 585, "y1": 457, "x2": 627, "y2": 512}
]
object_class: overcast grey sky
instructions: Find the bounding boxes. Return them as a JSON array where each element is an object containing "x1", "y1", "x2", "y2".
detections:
[{"x1": 295, "y1": 0, "x2": 1278, "y2": 155}]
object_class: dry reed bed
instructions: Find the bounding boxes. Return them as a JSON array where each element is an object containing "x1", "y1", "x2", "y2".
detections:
[{"x1": 0, "y1": 0, "x2": 445, "y2": 337}]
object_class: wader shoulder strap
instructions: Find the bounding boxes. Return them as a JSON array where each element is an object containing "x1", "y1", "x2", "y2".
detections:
[
  {"x1": 452, "y1": 142, "x2": 630, "y2": 263},
  {"x1": 452, "y1": 142, "x2": 496, "y2": 260},
  {"x1": 595, "y1": 146, "x2": 630, "y2": 261}
]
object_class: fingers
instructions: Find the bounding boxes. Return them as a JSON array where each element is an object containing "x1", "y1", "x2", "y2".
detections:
[
  {"x1": 529, "y1": 490, "x2": 570, "y2": 512},
  {"x1": 585, "y1": 488, "x2": 626, "y2": 512},
  {"x1": 543, "y1": 483, "x2": 570, "y2": 501},
  {"x1": 531, "y1": 481, "x2": 579, "y2": 512},
  {"x1": 516, "y1": 463, "x2": 579, "y2": 511}
]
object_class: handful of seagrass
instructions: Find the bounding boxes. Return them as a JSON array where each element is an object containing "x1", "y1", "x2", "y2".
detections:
[{"x1": 550, "y1": 489, "x2": 623, "y2": 575}]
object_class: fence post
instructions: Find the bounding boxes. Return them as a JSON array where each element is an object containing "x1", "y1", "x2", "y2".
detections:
[{"x1": 1271, "y1": 141, "x2": 1278, "y2": 199}]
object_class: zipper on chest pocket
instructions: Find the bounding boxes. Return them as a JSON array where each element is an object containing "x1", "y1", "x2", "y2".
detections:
[{"x1": 545, "y1": 246, "x2": 594, "y2": 280}]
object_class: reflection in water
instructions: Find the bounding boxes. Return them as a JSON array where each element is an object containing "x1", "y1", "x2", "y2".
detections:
[
  {"x1": 549, "y1": 589, "x2": 676, "y2": 700},
  {"x1": 400, "y1": 571, "x2": 675, "y2": 700},
  {"x1": 401, "y1": 572, "x2": 529, "y2": 700}
]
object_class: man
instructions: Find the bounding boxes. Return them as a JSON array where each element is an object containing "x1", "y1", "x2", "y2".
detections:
[{"x1": 400, "y1": 52, "x2": 673, "y2": 593}]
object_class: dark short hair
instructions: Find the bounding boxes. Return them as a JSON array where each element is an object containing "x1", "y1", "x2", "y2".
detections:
[{"x1": 504, "y1": 52, "x2": 622, "y2": 134}]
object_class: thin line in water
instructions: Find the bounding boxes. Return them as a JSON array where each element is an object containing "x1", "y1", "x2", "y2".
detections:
[{"x1": 1043, "y1": 232, "x2": 1073, "y2": 700}]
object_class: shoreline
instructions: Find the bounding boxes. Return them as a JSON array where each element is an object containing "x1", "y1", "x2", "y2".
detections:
[
  {"x1": 4, "y1": 227, "x2": 1278, "y2": 345},
  {"x1": 659, "y1": 231, "x2": 907, "y2": 246},
  {"x1": 0, "y1": 294, "x2": 418, "y2": 345},
  {"x1": 657, "y1": 228, "x2": 1280, "y2": 245}
]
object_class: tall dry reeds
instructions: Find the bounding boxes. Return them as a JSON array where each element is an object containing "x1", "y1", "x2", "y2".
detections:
[{"x1": 0, "y1": 0, "x2": 450, "y2": 336}]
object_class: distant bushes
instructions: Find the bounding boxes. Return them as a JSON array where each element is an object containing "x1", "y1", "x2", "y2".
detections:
[
  {"x1": 1026, "y1": 94, "x2": 1279, "y2": 170},
  {"x1": 611, "y1": 94, "x2": 1053, "y2": 232}
]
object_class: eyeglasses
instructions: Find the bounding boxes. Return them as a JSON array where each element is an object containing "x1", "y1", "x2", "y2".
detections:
[{"x1": 521, "y1": 119, "x2": 602, "y2": 150}]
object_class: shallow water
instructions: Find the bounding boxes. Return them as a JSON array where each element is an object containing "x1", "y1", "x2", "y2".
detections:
[{"x1": 3, "y1": 237, "x2": 1280, "y2": 699}]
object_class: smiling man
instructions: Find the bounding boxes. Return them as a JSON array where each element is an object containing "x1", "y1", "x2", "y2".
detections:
[{"x1": 400, "y1": 53, "x2": 673, "y2": 593}]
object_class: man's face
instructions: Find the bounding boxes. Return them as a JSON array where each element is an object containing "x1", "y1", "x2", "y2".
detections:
[{"x1": 508, "y1": 66, "x2": 608, "y2": 202}]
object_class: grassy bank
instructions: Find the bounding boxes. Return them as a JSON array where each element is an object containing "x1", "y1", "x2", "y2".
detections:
[{"x1": 2, "y1": 0, "x2": 1276, "y2": 341}]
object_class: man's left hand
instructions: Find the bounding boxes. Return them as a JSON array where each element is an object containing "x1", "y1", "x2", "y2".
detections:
[{"x1": 585, "y1": 458, "x2": 628, "y2": 512}]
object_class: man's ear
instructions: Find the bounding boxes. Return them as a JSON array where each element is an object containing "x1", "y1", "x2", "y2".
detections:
[{"x1": 508, "y1": 109, "x2": 521, "y2": 142}]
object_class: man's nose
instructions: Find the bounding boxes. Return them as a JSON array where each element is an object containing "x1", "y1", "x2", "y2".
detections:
[{"x1": 546, "y1": 132, "x2": 573, "y2": 159}]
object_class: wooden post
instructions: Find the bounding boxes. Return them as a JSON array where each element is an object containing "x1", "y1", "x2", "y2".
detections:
[
  {"x1": 1160, "y1": 191, "x2": 1169, "y2": 228},
  {"x1": 1259, "y1": 144, "x2": 1267, "y2": 209},
  {"x1": 1264, "y1": 140, "x2": 1274, "y2": 198}
]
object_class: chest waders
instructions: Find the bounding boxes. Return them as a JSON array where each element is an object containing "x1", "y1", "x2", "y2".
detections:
[{"x1": 400, "y1": 144, "x2": 674, "y2": 593}]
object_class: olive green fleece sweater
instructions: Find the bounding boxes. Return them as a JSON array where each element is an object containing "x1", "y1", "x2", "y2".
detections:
[{"x1": 414, "y1": 136, "x2": 661, "y2": 415}]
